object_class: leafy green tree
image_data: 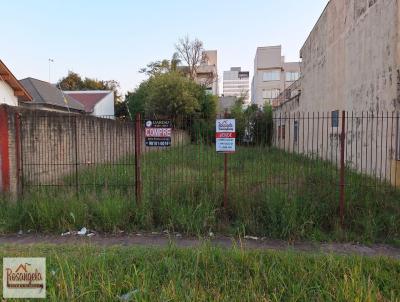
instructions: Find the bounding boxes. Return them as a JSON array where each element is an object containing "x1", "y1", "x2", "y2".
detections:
[
  {"x1": 124, "y1": 81, "x2": 149, "y2": 118},
  {"x1": 144, "y1": 72, "x2": 200, "y2": 118},
  {"x1": 139, "y1": 53, "x2": 182, "y2": 76},
  {"x1": 230, "y1": 97, "x2": 246, "y2": 142},
  {"x1": 248, "y1": 104, "x2": 274, "y2": 146},
  {"x1": 114, "y1": 101, "x2": 130, "y2": 119},
  {"x1": 196, "y1": 92, "x2": 217, "y2": 119},
  {"x1": 57, "y1": 71, "x2": 84, "y2": 90},
  {"x1": 126, "y1": 72, "x2": 216, "y2": 120},
  {"x1": 229, "y1": 100, "x2": 274, "y2": 146}
]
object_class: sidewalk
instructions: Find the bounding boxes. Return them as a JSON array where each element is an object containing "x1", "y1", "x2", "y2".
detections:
[{"x1": 1, "y1": 233, "x2": 399, "y2": 259}]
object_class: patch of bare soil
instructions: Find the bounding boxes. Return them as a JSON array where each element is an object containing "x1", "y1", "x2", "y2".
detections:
[{"x1": 0, "y1": 233, "x2": 399, "y2": 259}]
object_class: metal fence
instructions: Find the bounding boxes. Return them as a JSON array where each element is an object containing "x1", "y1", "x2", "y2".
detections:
[{"x1": 19, "y1": 111, "x2": 400, "y2": 224}]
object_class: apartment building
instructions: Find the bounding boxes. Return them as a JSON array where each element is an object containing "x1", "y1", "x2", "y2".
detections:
[
  {"x1": 196, "y1": 50, "x2": 219, "y2": 96},
  {"x1": 223, "y1": 67, "x2": 250, "y2": 104},
  {"x1": 251, "y1": 46, "x2": 300, "y2": 108}
]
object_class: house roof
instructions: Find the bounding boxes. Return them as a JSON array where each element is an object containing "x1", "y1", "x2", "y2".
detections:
[
  {"x1": 0, "y1": 60, "x2": 32, "y2": 102},
  {"x1": 64, "y1": 91, "x2": 112, "y2": 113},
  {"x1": 19, "y1": 78, "x2": 85, "y2": 112}
]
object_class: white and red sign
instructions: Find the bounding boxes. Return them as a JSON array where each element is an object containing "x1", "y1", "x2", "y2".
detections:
[
  {"x1": 216, "y1": 119, "x2": 236, "y2": 153},
  {"x1": 145, "y1": 120, "x2": 172, "y2": 147}
]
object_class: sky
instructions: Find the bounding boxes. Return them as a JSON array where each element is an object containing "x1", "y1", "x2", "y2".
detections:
[{"x1": 1, "y1": 0, "x2": 329, "y2": 95}]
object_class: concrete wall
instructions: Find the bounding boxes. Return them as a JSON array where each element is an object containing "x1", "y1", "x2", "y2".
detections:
[
  {"x1": 299, "y1": 0, "x2": 399, "y2": 112},
  {"x1": 0, "y1": 80, "x2": 18, "y2": 106},
  {"x1": 0, "y1": 105, "x2": 190, "y2": 193},
  {"x1": 272, "y1": 112, "x2": 399, "y2": 187},
  {"x1": 272, "y1": 0, "x2": 400, "y2": 186}
]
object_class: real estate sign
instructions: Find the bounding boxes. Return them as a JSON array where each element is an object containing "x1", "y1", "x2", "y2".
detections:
[
  {"x1": 145, "y1": 120, "x2": 172, "y2": 147},
  {"x1": 216, "y1": 119, "x2": 236, "y2": 153}
]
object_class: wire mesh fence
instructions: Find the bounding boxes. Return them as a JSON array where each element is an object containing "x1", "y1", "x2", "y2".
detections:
[{"x1": 19, "y1": 111, "x2": 400, "y2": 222}]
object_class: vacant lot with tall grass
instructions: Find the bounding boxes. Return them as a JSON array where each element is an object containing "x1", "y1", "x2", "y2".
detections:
[
  {"x1": 0, "y1": 244, "x2": 399, "y2": 301},
  {"x1": 1, "y1": 146, "x2": 399, "y2": 244}
]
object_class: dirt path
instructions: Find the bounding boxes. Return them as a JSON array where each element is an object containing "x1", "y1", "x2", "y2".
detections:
[{"x1": 1, "y1": 233, "x2": 399, "y2": 259}]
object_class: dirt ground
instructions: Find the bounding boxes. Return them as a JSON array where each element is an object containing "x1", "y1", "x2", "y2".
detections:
[{"x1": 1, "y1": 232, "x2": 399, "y2": 259}]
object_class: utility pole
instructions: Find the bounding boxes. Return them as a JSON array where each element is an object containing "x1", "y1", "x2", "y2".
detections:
[{"x1": 48, "y1": 58, "x2": 54, "y2": 83}]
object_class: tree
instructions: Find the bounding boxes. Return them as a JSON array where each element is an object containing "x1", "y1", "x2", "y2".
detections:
[
  {"x1": 139, "y1": 53, "x2": 182, "y2": 76},
  {"x1": 58, "y1": 71, "x2": 121, "y2": 97},
  {"x1": 126, "y1": 72, "x2": 216, "y2": 120},
  {"x1": 175, "y1": 36, "x2": 204, "y2": 80},
  {"x1": 57, "y1": 71, "x2": 83, "y2": 90},
  {"x1": 230, "y1": 97, "x2": 247, "y2": 141},
  {"x1": 124, "y1": 81, "x2": 149, "y2": 118},
  {"x1": 114, "y1": 100, "x2": 130, "y2": 120},
  {"x1": 229, "y1": 100, "x2": 274, "y2": 146}
]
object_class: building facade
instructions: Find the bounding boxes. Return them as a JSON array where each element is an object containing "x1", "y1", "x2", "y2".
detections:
[
  {"x1": 273, "y1": 0, "x2": 400, "y2": 186},
  {"x1": 65, "y1": 91, "x2": 115, "y2": 117},
  {"x1": 196, "y1": 50, "x2": 219, "y2": 95},
  {"x1": 223, "y1": 67, "x2": 250, "y2": 104},
  {"x1": 297, "y1": 0, "x2": 399, "y2": 113},
  {"x1": 251, "y1": 46, "x2": 300, "y2": 108},
  {"x1": 0, "y1": 60, "x2": 31, "y2": 106}
]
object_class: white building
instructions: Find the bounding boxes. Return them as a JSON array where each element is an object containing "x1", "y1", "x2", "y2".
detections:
[
  {"x1": 0, "y1": 60, "x2": 32, "y2": 106},
  {"x1": 64, "y1": 91, "x2": 115, "y2": 117},
  {"x1": 251, "y1": 46, "x2": 300, "y2": 108},
  {"x1": 223, "y1": 67, "x2": 250, "y2": 105}
]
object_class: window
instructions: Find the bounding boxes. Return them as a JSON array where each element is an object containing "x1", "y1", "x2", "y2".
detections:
[
  {"x1": 262, "y1": 89, "x2": 280, "y2": 100},
  {"x1": 286, "y1": 72, "x2": 300, "y2": 82},
  {"x1": 331, "y1": 110, "x2": 339, "y2": 128},
  {"x1": 262, "y1": 70, "x2": 280, "y2": 82},
  {"x1": 294, "y1": 121, "x2": 299, "y2": 143}
]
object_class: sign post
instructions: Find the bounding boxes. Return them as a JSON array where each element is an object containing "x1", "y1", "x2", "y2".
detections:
[
  {"x1": 216, "y1": 119, "x2": 236, "y2": 210},
  {"x1": 135, "y1": 113, "x2": 142, "y2": 205},
  {"x1": 216, "y1": 119, "x2": 236, "y2": 153},
  {"x1": 144, "y1": 120, "x2": 172, "y2": 147}
]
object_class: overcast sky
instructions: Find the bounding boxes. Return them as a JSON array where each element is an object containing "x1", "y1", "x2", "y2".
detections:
[{"x1": 1, "y1": 0, "x2": 329, "y2": 95}]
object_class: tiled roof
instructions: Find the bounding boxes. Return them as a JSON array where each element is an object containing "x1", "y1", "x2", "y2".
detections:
[
  {"x1": 0, "y1": 60, "x2": 32, "y2": 102},
  {"x1": 19, "y1": 78, "x2": 85, "y2": 111},
  {"x1": 65, "y1": 91, "x2": 111, "y2": 113}
]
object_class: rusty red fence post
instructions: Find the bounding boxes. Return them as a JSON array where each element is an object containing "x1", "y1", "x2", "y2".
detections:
[
  {"x1": 224, "y1": 153, "x2": 228, "y2": 210},
  {"x1": 223, "y1": 110, "x2": 229, "y2": 211},
  {"x1": 14, "y1": 112, "x2": 22, "y2": 194},
  {"x1": 0, "y1": 106, "x2": 10, "y2": 193},
  {"x1": 339, "y1": 110, "x2": 346, "y2": 228},
  {"x1": 135, "y1": 113, "x2": 142, "y2": 205}
]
